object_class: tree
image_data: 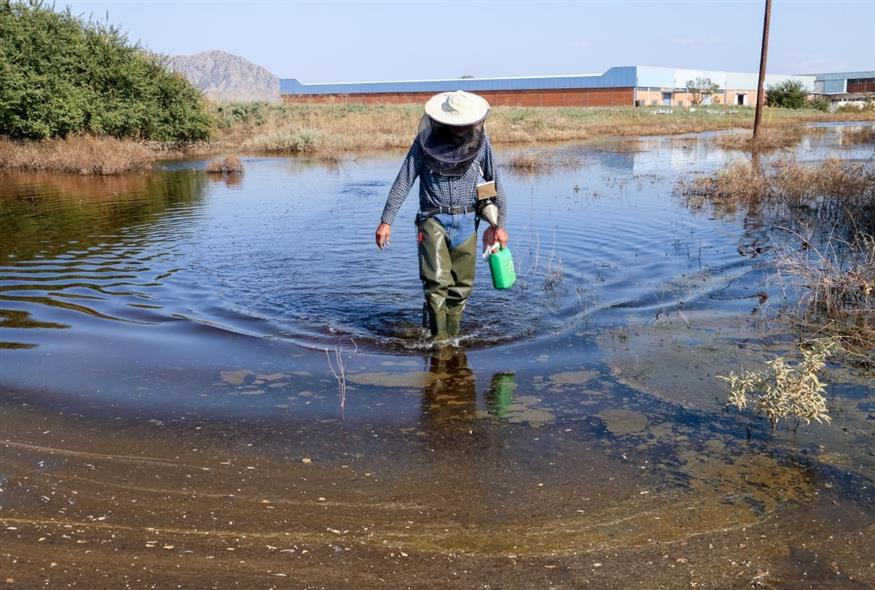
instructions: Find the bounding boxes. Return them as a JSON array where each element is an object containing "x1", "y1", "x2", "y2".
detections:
[
  {"x1": 685, "y1": 77, "x2": 721, "y2": 106},
  {"x1": 0, "y1": 1, "x2": 212, "y2": 141},
  {"x1": 765, "y1": 79, "x2": 808, "y2": 109}
]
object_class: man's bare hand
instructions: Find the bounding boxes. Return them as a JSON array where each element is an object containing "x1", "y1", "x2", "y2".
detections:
[
  {"x1": 482, "y1": 226, "x2": 509, "y2": 249},
  {"x1": 375, "y1": 222, "x2": 391, "y2": 249}
]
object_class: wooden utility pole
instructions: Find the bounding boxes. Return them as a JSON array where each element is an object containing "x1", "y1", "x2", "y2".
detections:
[{"x1": 753, "y1": 0, "x2": 772, "y2": 139}]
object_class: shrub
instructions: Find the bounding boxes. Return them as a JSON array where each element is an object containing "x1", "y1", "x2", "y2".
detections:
[
  {"x1": 809, "y1": 96, "x2": 831, "y2": 112},
  {"x1": 719, "y1": 339, "x2": 838, "y2": 430},
  {"x1": 765, "y1": 80, "x2": 809, "y2": 109},
  {"x1": 0, "y1": 1, "x2": 212, "y2": 141}
]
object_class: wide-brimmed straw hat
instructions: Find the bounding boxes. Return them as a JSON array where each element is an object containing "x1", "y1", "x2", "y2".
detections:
[{"x1": 424, "y1": 90, "x2": 490, "y2": 126}]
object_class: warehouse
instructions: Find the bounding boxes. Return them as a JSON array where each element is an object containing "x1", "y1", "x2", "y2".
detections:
[
  {"x1": 280, "y1": 66, "x2": 814, "y2": 108},
  {"x1": 811, "y1": 71, "x2": 875, "y2": 107}
]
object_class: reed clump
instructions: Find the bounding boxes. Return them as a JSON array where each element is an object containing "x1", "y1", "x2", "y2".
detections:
[
  {"x1": 775, "y1": 235, "x2": 875, "y2": 365},
  {"x1": 0, "y1": 136, "x2": 153, "y2": 175},
  {"x1": 206, "y1": 155, "x2": 244, "y2": 174},
  {"x1": 715, "y1": 126, "x2": 827, "y2": 152},
  {"x1": 504, "y1": 151, "x2": 548, "y2": 172},
  {"x1": 682, "y1": 157, "x2": 875, "y2": 365},
  {"x1": 841, "y1": 125, "x2": 875, "y2": 146},
  {"x1": 682, "y1": 157, "x2": 875, "y2": 216}
]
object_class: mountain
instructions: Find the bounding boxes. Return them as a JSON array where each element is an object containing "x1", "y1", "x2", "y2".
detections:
[{"x1": 165, "y1": 50, "x2": 280, "y2": 103}]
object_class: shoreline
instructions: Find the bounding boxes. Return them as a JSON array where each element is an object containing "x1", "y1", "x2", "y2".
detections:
[{"x1": 2, "y1": 105, "x2": 874, "y2": 175}]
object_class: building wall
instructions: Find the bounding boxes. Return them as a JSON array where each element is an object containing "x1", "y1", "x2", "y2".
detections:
[
  {"x1": 636, "y1": 88, "x2": 756, "y2": 107},
  {"x1": 283, "y1": 87, "x2": 635, "y2": 107},
  {"x1": 847, "y1": 78, "x2": 875, "y2": 93}
]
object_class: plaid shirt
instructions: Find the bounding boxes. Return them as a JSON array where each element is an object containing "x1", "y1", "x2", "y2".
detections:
[{"x1": 380, "y1": 135, "x2": 507, "y2": 228}]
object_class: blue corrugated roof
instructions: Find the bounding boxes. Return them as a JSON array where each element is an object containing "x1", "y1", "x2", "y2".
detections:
[
  {"x1": 810, "y1": 71, "x2": 875, "y2": 81},
  {"x1": 281, "y1": 67, "x2": 637, "y2": 95},
  {"x1": 279, "y1": 66, "x2": 827, "y2": 96}
]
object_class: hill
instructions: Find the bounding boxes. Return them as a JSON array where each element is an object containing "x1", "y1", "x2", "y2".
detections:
[{"x1": 166, "y1": 50, "x2": 280, "y2": 103}]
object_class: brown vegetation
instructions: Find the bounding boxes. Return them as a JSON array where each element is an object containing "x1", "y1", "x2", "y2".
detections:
[
  {"x1": 682, "y1": 157, "x2": 875, "y2": 217},
  {"x1": 715, "y1": 126, "x2": 828, "y2": 152},
  {"x1": 841, "y1": 125, "x2": 875, "y2": 146},
  {"x1": 502, "y1": 148, "x2": 582, "y2": 175},
  {"x1": 214, "y1": 103, "x2": 875, "y2": 157},
  {"x1": 0, "y1": 136, "x2": 153, "y2": 175},
  {"x1": 681, "y1": 157, "x2": 875, "y2": 365},
  {"x1": 206, "y1": 155, "x2": 244, "y2": 174},
  {"x1": 775, "y1": 235, "x2": 875, "y2": 365},
  {"x1": 3, "y1": 106, "x2": 875, "y2": 174}
]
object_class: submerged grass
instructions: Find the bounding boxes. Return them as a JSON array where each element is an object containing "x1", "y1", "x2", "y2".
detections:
[
  {"x1": 775, "y1": 234, "x2": 875, "y2": 365},
  {"x1": 841, "y1": 125, "x2": 875, "y2": 146},
  {"x1": 682, "y1": 157, "x2": 875, "y2": 217},
  {"x1": 502, "y1": 149, "x2": 580, "y2": 174},
  {"x1": 681, "y1": 157, "x2": 875, "y2": 365},
  {"x1": 715, "y1": 126, "x2": 828, "y2": 152}
]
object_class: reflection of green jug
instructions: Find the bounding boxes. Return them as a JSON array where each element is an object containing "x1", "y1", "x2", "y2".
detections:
[
  {"x1": 487, "y1": 373, "x2": 516, "y2": 417},
  {"x1": 487, "y1": 246, "x2": 516, "y2": 290}
]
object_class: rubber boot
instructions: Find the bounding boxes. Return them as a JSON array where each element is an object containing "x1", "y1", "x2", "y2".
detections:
[
  {"x1": 446, "y1": 311, "x2": 462, "y2": 338},
  {"x1": 430, "y1": 309, "x2": 448, "y2": 340}
]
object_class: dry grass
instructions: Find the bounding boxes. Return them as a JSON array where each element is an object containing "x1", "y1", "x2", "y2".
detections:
[
  {"x1": 206, "y1": 155, "x2": 244, "y2": 174},
  {"x1": 682, "y1": 157, "x2": 875, "y2": 365},
  {"x1": 841, "y1": 125, "x2": 875, "y2": 146},
  {"x1": 0, "y1": 136, "x2": 154, "y2": 175},
  {"x1": 3, "y1": 106, "x2": 874, "y2": 173},
  {"x1": 682, "y1": 157, "x2": 875, "y2": 217},
  {"x1": 503, "y1": 150, "x2": 551, "y2": 172},
  {"x1": 715, "y1": 126, "x2": 829, "y2": 152},
  {"x1": 775, "y1": 234, "x2": 875, "y2": 365},
  {"x1": 213, "y1": 103, "x2": 875, "y2": 157},
  {"x1": 502, "y1": 148, "x2": 581, "y2": 175}
]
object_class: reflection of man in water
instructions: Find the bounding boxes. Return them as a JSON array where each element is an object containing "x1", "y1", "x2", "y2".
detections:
[
  {"x1": 420, "y1": 347, "x2": 517, "y2": 429},
  {"x1": 421, "y1": 347, "x2": 477, "y2": 426},
  {"x1": 375, "y1": 91, "x2": 509, "y2": 340}
]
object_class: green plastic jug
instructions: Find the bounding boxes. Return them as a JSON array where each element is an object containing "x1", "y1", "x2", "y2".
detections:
[{"x1": 488, "y1": 246, "x2": 517, "y2": 290}]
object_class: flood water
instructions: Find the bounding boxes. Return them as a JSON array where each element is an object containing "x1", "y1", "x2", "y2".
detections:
[{"x1": 1, "y1": 125, "x2": 874, "y2": 588}]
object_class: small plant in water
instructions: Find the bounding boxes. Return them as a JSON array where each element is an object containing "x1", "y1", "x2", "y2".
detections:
[
  {"x1": 206, "y1": 155, "x2": 244, "y2": 175},
  {"x1": 718, "y1": 338, "x2": 839, "y2": 431}
]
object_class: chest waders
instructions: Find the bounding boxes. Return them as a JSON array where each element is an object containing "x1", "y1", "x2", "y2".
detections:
[{"x1": 416, "y1": 206, "x2": 478, "y2": 339}]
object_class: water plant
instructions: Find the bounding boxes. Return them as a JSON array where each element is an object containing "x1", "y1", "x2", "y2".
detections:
[
  {"x1": 205, "y1": 155, "x2": 243, "y2": 174},
  {"x1": 718, "y1": 338, "x2": 838, "y2": 430},
  {"x1": 774, "y1": 233, "x2": 875, "y2": 366}
]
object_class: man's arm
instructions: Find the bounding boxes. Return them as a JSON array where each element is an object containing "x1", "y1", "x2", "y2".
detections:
[
  {"x1": 480, "y1": 136, "x2": 509, "y2": 247},
  {"x1": 376, "y1": 140, "x2": 422, "y2": 249}
]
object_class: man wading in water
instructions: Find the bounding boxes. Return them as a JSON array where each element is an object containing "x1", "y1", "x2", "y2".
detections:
[{"x1": 375, "y1": 90, "x2": 508, "y2": 341}]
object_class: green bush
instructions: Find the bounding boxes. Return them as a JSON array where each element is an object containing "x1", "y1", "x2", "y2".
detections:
[
  {"x1": 809, "y1": 96, "x2": 831, "y2": 112},
  {"x1": 765, "y1": 80, "x2": 809, "y2": 109},
  {"x1": 0, "y1": 0, "x2": 212, "y2": 141}
]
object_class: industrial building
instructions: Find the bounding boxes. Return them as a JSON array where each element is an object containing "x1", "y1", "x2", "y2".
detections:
[
  {"x1": 811, "y1": 71, "x2": 875, "y2": 107},
  {"x1": 280, "y1": 66, "x2": 815, "y2": 108}
]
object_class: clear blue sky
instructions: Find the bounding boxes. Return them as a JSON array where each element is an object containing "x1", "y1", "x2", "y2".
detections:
[{"x1": 62, "y1": 1, "x2": 874, "y2": 81}]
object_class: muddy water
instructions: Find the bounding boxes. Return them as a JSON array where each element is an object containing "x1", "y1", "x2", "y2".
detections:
[{"x1": 1, "y1": 125, "x2": 874, "y2": 588}]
